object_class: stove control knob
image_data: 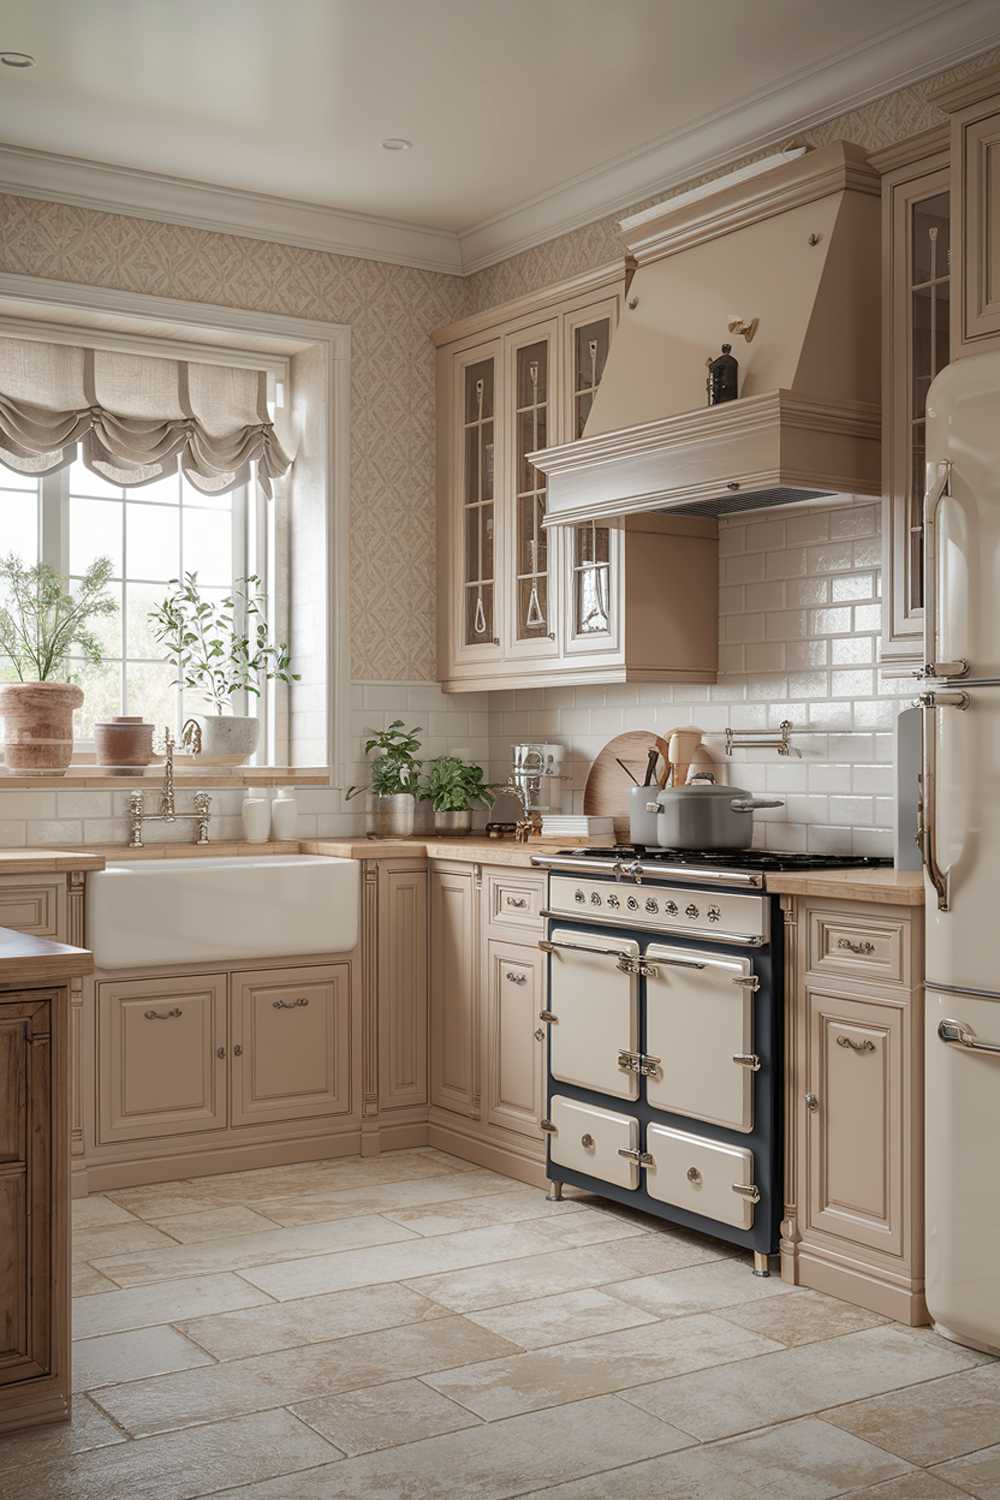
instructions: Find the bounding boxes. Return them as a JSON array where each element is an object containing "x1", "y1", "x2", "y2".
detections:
[
  {"x1": 707, "y1": 905, "x2": 721, "y2": 923},
  {"x1": 607, "y1": 894, "x2": 620, "y2": 909},
  {"x1": 664, "y1": 900, "x2": 678, "y2": 916},
  {"x1": 590, "y1": 891, "x2": 602, "y2": 906},
  {"x1": 574, "y1": 889, "x2": 586, "y2": 904},
  {"x1": 627, "y1": 896, "x2": 639, "y2": 911},
  {"x1": 685, "y1": 903, "x2": 700, "y2": 919},
  {"x1": 645, "y1": 897, "x2": 658, "y2": 914}
]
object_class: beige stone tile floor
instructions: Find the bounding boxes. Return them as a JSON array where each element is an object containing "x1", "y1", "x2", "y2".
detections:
[{"x1": 7, "y1": 1146, "x2": 992, "y2": 1498}]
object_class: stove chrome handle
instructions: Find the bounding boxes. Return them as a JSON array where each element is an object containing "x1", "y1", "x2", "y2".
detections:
[
  {"x1": 938, "y1": 1018, "x2": 1000, "y2": 1057},
  {"x1": 916, "y1": 688, "x2": 970, "y2": 911},
  {"x1": 539, "y1": 937, "x2": 637, "y2": 962},
  {"x1": 921, "y1": 460, "x2": 969, "y2": 682}
]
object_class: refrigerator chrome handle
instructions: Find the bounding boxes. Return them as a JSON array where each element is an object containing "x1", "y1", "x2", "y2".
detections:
[
  {"x1": 921, "y1": 460, "x2": 969, "y2": 681},
  {"x1": 915, "y1": 690, "x2": 970, "y2": 912},
  {"x1": 938, "y1": 1018, "x2": 1000, "y2": 1057}
]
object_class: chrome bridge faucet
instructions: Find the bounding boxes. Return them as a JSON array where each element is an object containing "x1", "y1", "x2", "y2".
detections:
[{"x1": 127, "y1": 730, "x2": 211, "y2": 848}]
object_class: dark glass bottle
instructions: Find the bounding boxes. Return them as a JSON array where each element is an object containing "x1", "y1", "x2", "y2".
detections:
[{"x1": 706, "y1": 343, "x2": 739, "y2": 406}]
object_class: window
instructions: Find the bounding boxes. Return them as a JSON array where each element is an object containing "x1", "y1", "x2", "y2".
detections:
[{"x1": 0, "y1": 460, "x2": 270, "y2": 748}]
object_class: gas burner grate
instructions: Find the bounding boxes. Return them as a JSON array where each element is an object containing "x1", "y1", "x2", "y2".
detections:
[{"x1": 567, "y1": 846, "x2": 892, "y2": 874}]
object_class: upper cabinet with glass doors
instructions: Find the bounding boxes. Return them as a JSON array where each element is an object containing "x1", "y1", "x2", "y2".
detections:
[
  {"x1": 435, "y1": 268, "x2": 718, "y2": 692},
  {"x1": 875, "y1": 130, "x2": 951, "y2": 678}
]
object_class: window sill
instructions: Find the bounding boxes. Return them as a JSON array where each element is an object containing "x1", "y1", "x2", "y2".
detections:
[{"x1": 0, "y1": 766, "x2": 331, "y2": 790}]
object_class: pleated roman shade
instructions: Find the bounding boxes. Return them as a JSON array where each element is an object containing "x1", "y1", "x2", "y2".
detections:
[{"x1": 0, "y1": 337, "x2": 292, "y2": 496}]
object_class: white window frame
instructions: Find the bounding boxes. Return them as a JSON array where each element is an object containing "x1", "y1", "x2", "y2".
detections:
[{"x1": 0, "y1": 275, "x2": 350, "y2": 783}]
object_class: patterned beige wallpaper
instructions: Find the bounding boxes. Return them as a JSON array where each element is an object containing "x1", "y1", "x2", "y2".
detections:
[
  {"x1": 466, "y1": 45, "x2": 1000, "y2": 312},
  {"x1": 0, "y1": 194, "x2": 466, "y2": 681}
]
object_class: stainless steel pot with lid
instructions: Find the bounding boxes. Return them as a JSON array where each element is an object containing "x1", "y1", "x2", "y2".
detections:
[{"x1": 647, "y1": 773, "x2": 783, "y2": 850}]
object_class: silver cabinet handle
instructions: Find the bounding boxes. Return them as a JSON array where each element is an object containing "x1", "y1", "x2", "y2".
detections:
[
  {"x1": 938, "y1": 1018, "x2": 1000, "y2": 1057},
  {"x1": 504, "y1": 970, "x2": 527, "y2": 985},
  {"x1": 506, "y1": 896, "x2": 528, "y2": 909},
  {"x1": 837, "y1": 1035, "x2": 875, "y2": 1054},
  {"x1": 144, "y1": 1007, "x2": 182, "y2": 1020},
  {"x1": 804, "y1": 1091, "x2": 819, "y2": 1110},
  {"x1": 273, "y1": 997, "x2": 309, "y2": 1010},
  {"x1": 921, "y1": 459, "x2": 969, "y2": 683},
  {"x1": 916, "y1": 687, "x2": 970, "y2": 911},
  {"x1": 837, "y1": 937, "x2": 876, "y2": 955}
]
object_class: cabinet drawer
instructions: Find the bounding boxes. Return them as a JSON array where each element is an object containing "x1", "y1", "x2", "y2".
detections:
[
  {"x1": 231, "y1": 965, "x2": 351, "y2": 1128},
  {"x1": 807, "y1": 907, "x2": 907, "y2": 986},
  {"x1": 97, "y1": 975, "x2": 228, "y2": 1144},
  {"x1": 646, "y1": 1124, "x2": 758, "y2": 1230},
  {"x1": 549, "y1": 1095, "x2": 638, "y2": 1190},
  {"x1": 0, "y1": 876, "x2": 66, "y2": 940},
  {"x1": 483, "y1": 869, "x2": 546, "y2": 935}
]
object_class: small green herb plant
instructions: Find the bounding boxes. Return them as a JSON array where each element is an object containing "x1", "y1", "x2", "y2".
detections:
[
  {"x1": 346, "y1": 719, "x2": 422, "y2": 800},
  {"x1": 421, "y1": 755, "x2": 494, "y2": 813},
  {"x1": 0, "y1": 553, "x2": 118, "y2": 681},
  {"x1": 149, "y1": 571, "x2": 298, "y2": 713}
]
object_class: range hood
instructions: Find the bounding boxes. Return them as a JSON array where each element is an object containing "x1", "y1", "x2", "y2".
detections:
[{"x1": 531, "y1": 142, "x2": 881, "y2": 526}]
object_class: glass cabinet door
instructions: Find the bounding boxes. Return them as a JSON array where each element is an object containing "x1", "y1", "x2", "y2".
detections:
[
  {"x1": 908, "y1": 188, "x2": 950, "y2": 614},
  {"x1": 506, "y1": 321, "x2": 559, "y2": 658},
  {"x1": 562, "y1": 299, "x2": 622, "y2": 655},
  {"x1": 457, "y1": 343, "x2": 501, "y2": 653}
]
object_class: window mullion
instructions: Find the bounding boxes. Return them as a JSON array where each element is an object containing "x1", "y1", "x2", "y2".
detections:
[{"x1": 40, "y1": 468, "x2": 69, "y2": 574}]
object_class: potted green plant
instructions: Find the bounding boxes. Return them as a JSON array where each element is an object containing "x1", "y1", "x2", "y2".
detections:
[
  {"x1": 420, "y1": 754, "x2": 494, "y2": 836},
  {"x1": 346, "y1": 720, "x2": 422, "y2": 837},
  {"x1": 148, "y1": 572, "x2": 298, "y2": 765},
  {"x1": 0, "y1": 553, "x2": 118, "y2": 775}
]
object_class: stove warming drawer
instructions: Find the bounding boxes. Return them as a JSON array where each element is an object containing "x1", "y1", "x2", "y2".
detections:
[
  {"x1": 646, "y1": 1125, "x2": 758, "y2": 1230},
  {"x1": 549, "y1": 1096, "x2": 640, "y2": 1190}
]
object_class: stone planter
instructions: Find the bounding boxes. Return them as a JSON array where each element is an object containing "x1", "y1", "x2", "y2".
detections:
[
  {"x1": 0, "y1": 681, "x2": 84, "y2": 775},
  {"x1": 433, "y1": 809, "x2": 472, "y2": 836},
  {"x1": 373, "y1": 793, "x2": 415, "y2": 838},
  {"x1": 192, "y1": 714, "x2": 260, "y2": 766}
]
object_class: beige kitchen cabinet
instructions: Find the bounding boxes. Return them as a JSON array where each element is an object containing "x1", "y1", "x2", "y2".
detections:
[
  {"x1": 428, "y1": 859, "x2": 547, "y2": 1183},
  {"x1": 97, "y1": 974, "x2": 228, "y2": 1145},
  {"x1": 377, "y1": 861, "x2": 428, "y2": 1115},
  {"x1": 230, "y1": 964, "x2": 351, "y2": 1127},
  {"x1": 429, "y1": 862, "x2": 480, "y2": 1119},
  {"x1": 873, "y1": 129, "x2": 950, "y2": 677},
  {"x1": 935, "y1": 63, "x2": 1000, "y2": 357},
  {"x1": 781, "y1": 894, "x2": 925, "y2": 1324},
  {"x1": 434, "y1": 266, "x2": 718, "y2": 692}
]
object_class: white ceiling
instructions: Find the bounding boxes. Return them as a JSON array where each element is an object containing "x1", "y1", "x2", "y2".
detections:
[{"x1": 0, "y1": 0, "x2": 997, "y2": 272}]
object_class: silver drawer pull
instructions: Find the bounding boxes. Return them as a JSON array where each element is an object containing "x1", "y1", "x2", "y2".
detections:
[
  {"x1": 505, "y1": 970, "x2": 527, "y2": 985},
  {"x1": 938, "y1": 1018, "x2": 1000, "y2": 1057},
  {"x1": 732, "y1": 1183, "x2": 761, "y2": 1204},
  {"x1": 656, "y1": 956, "x2": 707, "y2": 971},
  {"x1": 837, "y1": 937, "x2": 876, "y2": 956},
  {"x1": 506, "y1": 896, "x2": 528, "y2": 909},
  {"x1": 540, "y1": 937, "x2": 635, "y2": 962},
  {"x1": 144, "y1": 1007, "x2": 182, "y2": 1020},
  {"x1": 836, "y1": 1035, "x2": 875, "y2": 1054},
  {"x1": 273, "y1": 997, "x2": 309, "y2": 1010},
  {"x1": 733, "y1": 1053, "x2": 761, "y2": 1071}
]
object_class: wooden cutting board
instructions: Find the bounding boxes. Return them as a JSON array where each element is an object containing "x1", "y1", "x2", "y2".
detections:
[{"x1": 583, "y1": 731, "x2": 671, "y2": 843}]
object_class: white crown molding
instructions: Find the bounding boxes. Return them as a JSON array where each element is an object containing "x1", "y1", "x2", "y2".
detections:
[
  {"x1": 0, "y1": 145, "x2": 464, "y2": 275},
  {"x1": 458, "y1": 0, "x2": 1000, "y2": 273},
  {"x1": 0, "y1": 2, "x2": 997, "y2": 279}
]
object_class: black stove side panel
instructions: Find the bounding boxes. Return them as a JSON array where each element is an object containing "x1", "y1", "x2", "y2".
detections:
[{"x1": 543, "y1": 900, "x2": 784, "y2": 1259}]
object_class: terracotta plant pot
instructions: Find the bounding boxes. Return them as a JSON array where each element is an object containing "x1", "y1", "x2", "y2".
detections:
[
  {"x1": 0, "y1": 681, "x2": 84, "y2": 775},
  {"x1": 94, "y1": 715, "x2": 155, "y2": 774}
]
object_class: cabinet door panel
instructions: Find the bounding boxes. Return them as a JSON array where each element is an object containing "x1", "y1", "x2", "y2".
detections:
[
  {"x1": 430, "y1": 867, "x2": 479, "y2": 1118},
  {"x1": 452, "y1": 341, "x2": 504, "y2": 669},
  {"x1": 231, "y1": 965, "x2": 351, "y2": 1127},
  {"x1": 98, "y1": 975, "x2": 227, "y2": 1144},
  {"x1": 378, "y1": 866, "x2": 428, "y2": 1112},
  {"x1": 484, "y1": 939, "x2": 544, "y2": 1139},
  {"x1": 0, "y1": 877, "x2": 66, "y2": 940},
  {"x1": 505, "y1": 320, "x2": 560, "y2": 662},
  {"x1": 959, "y1": 111, "x2": 1000, "y2": 348},
  {"x1": 806, "y1": 986, "x2": 903, "y2": 1256},
  {"x1": 0, "y1": 998, "x2": 51, "y2": 1387}
]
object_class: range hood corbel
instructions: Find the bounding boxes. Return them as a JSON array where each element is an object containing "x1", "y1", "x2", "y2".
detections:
[{"x1": 531, "y1": 142, "x2": 881, "y2": 525}]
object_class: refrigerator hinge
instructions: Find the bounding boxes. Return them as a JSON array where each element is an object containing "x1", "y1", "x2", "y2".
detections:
[
  {"x1": 732, "y1": 1053, "x2": 761, "y2": 1071},
  {"x1": 539, "y1": 1119, "x2": 557, "y2": 1134},
  {"x1": 732, "y1": 1182, "x2": 761, "y2": 1204}
]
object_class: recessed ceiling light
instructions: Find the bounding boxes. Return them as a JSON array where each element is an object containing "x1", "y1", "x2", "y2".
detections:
[
  {"x1": 381, "y1": 137, "x2": 412, "y2": 152},
  {"x1": 0, "y1": 51, "x2": 35, "y2": 68}
]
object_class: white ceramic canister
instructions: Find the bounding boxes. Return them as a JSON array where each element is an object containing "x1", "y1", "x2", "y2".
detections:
[
  {"x1": 241, "y1": 792, "x2": 271, "y2": 843},
  {"x1": 271, "y1": 786, "x2": 299, "y2": 840}
]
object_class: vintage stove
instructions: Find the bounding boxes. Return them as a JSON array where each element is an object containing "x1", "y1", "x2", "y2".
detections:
[{"x1": 531, "y1": 847, "x2": 889, "y2": 1272}]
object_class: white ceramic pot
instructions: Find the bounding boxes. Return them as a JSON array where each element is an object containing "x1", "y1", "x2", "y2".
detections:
[
  {"x1": 194, "y1": 714, "x2": 260, "y2": 766},
  {"x1": 433, "y1": 809, "x2": 472, "y2": 836},
  {"x1": 374, "y1": 792, "x2": 415, "y2": 838}
]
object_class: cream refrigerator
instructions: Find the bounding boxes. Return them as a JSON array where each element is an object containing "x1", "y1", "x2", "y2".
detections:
[{"x1": 921, "y1": 348, "x2": 1000, "y2": 1353}]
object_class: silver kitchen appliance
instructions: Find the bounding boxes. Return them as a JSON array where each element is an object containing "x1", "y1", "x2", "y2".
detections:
[{"x1": 511, "y1": 742, "x2": 565, "y2": 816}]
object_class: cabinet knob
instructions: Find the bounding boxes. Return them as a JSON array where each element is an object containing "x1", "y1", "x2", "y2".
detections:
[
  {"x1": 216, "y1": 1045, "x2": 226, "y2": 1059},
  {"x1": 804, "y1": 1091, "x2": 819, "y2": 1110},
  {"x1": 233, "y1": 1043, "x2": 243, "y2": 1058},
  {"x1": 581, "y1": 1133, "x2": 595, "y2": 1149},
  {"x1": 533, "y1": 1027, "x2": 545, "y2": 1042}
]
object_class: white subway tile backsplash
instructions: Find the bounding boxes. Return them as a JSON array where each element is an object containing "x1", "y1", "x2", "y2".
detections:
[
  {"x1": 810, "y1": 607, "x2": 853, "y2": 635},
  {"x1": 831, "y1": 636, "x2": 874, "y2": 664},
  {"x1": 808, "y1": 543, "x2": 855, "y2": 573},
  {"x1": 786, "y1": 640, "x2": 828, "y2": 670},
  {"x1": 0, "y1": 820, "x2": 26, "y2": 846},
  {"x1": 764, "y1": 548, "x2": 808, "y2": 579},
  {"x1": 718, "y1": 524, "x2": 747, "y2": 556},
  {"x1": 831, "y1": 573, "x2": 876, "y2": 602},
  {"x1": 747, "y1": 581, "x2": 784, "y2": 612},
  {"x1": 723, "y1": 553, "x2": 765, "y2": 584},
  {"x1": 831, "y1": 668, "x2": 875, "y2": 698},
  {"x1": 746, "y1": 643, "x2": 786, "y2": 673},
  {"x1": 808, "y1": 763, "x2": 852, "y2": 793},
  {"x1": 829, "y1": 795, "x2": 874, "y2": 825},
  {"x1": 26, "y1": 819, "x2": 83, "y2": 847},
  {"x1": 786, "y1": 511, "x2": 830, "y2": 545},
  {"x1": 830, "y1": 505, "x2": 877, "y2": 540},
  {"x1": 786, "y1": 577, "x2": 830, "y2": 607},
  {"x1": 853, "y1": 603, "x2": 881, "y2": 631},
  {"x1": 788, "y1": 671, "x2": 830, "y2": 700}
]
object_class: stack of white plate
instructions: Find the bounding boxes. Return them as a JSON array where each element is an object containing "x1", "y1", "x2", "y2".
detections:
[{"x1": 541, "y1": 815, "x2": 615, "y2": 838}]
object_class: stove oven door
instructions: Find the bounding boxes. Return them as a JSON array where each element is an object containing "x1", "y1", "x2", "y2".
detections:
[
  {"x1": 645, "y1": 1123, "x2": 758, "y2": 1230},
  {"x1": 644, "y1": 944, "x2": 756, "y2": 1133},
  {"x1": 544, "y1": 928, "x2": 640, "y2": 1100},
  {"x1": 548, "y1": 1095, "x2": 640, "y2": 1190}
]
